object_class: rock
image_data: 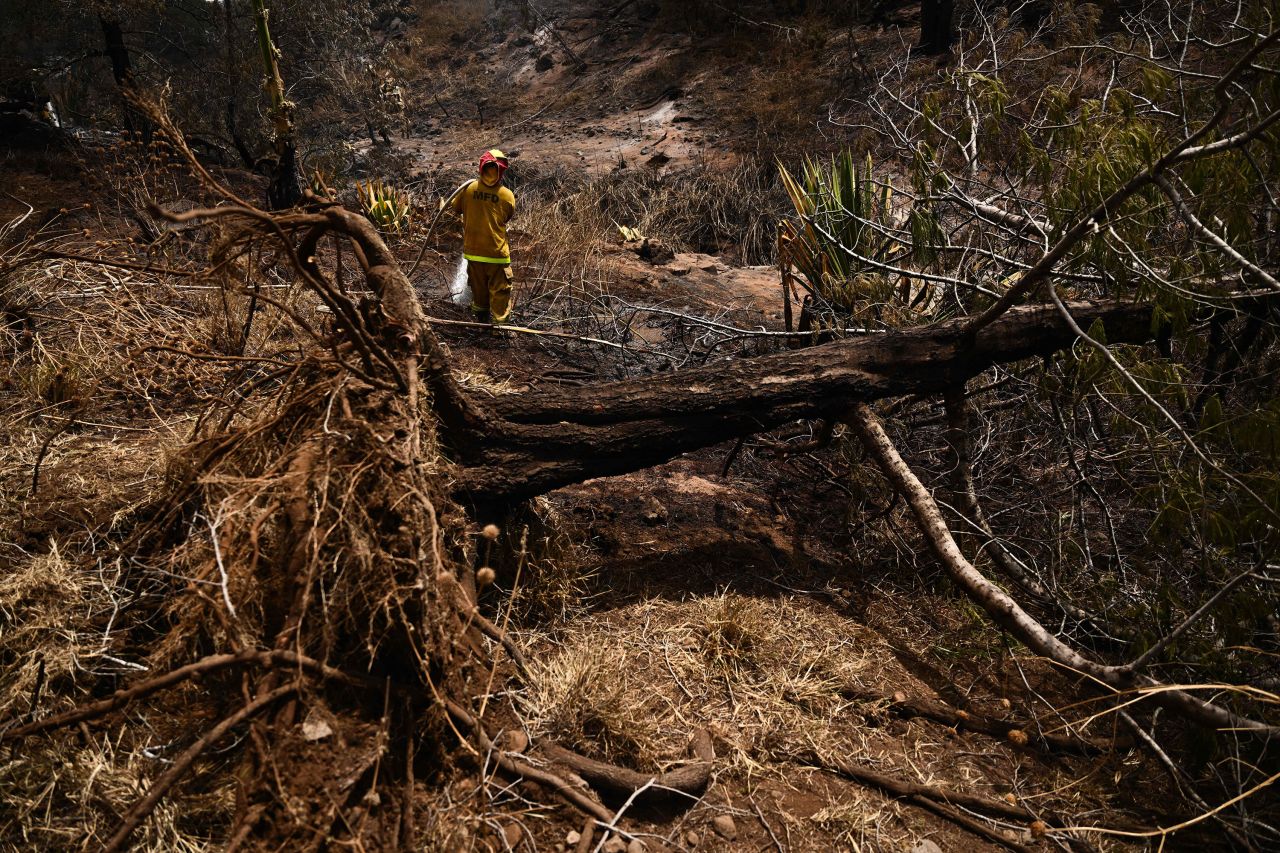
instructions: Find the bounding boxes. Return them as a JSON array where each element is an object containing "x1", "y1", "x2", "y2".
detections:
[
  {"x1": 911, "y1": 841, "x2": 943, "y2": 853},
  {"x1": 667, "y1": 263, "x2": 691, "y2": 277},
  {"x1": 512, "y1": 34, "x2": 533, "y2": 47},
  {"x1": 642, "y1": 497, "x2": 668, "y2": 526},
  {"x1": 711, "y1": 815, "x2": 737, "y2": 841},
  {"x1": 685, "y1": 830, "x2": 700, "y2": 847},
  {"x1": 565, "y1": 830, "x2": 581, "y2": 845},
  {"x1": 496, "y1": 729, "x2": 529, "y2": 753},
  {"x1": 503, "y1": 823, "x2": 523, "y2": 848},
  {"x1": 535, "y1": 53, "x2": 555, "y2": 72},
  {"x1": 697, "y1": 259, "x2": 719, "y2": 273},
  {"x1": 627, "y1": 840, "x2": 647, "y2": 853},
  {"x1": 647, "y1": 151, "x2": 671, "y2": 167},
  {"x1": 601, "y1": 837, "x2": 627, "y2": 853},
  {"x1": 300, "y1": 709, "x2": 333, "y2": 741},
  {"x1": 636, "y1": 238, "x2": 675, "y2": 265}
]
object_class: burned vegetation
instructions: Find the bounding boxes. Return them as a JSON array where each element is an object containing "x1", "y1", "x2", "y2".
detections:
[{"x1": 3, "y1": 1, "x2": 1280, "y2": 851}]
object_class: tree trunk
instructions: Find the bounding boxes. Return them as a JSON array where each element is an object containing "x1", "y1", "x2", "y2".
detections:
[
  {"x1": 918, "y1": 0, "x2": 955, "y2": 55},
  {"x1": 451, "y1": 300, "x2": 1156, "y2": 506},
  {"x1": 99, "y1": 17, "x2": 150, "y2": 139},
  {"x1": 313, "y1": 206, "x2": 1156, "y2": 512},
  {"x1": 249, "y1": 0, "x2": 301, "y2": 209},
  {"x1": 223, "y1": 0, "x2": 256, "y2": 169}
]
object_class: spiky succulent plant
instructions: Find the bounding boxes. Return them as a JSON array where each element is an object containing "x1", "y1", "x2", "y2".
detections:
[{"x1": 355, "y1": 178, "x2": 411, "y2": 233}]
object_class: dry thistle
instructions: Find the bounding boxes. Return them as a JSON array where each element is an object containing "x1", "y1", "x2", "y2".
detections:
[
  {"x1": 477, "y1": 567, "x2": 496, "y2": 587},
  {"x1": 482, "y1": 523, "x2": 500, "y2": 540}
]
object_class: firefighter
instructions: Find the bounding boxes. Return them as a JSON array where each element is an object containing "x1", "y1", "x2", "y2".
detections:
[{"x1": 452, "y1": 149, "x2": 516, "y2": 324}]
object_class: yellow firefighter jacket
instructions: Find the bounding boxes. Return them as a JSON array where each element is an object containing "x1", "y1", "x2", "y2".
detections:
[{"x1": 452, "y1": 178, "x2": 516, "y2": 264}]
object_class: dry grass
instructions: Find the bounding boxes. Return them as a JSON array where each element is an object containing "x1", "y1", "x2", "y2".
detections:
[
  {"x1": 512, "y1": 590, "x2": 1153, "y2": 848},
  {"x1": 548, "y1": 161, "x2": 785, "y2": 265},
  {"x1": 0, "y1": 730, "x2": 231, "y2": 852},
  {"x1": 808, "y1": 794, "x2": 902, "y2": 850},
  {"x1": 517, "y1": 593, "x2": 884, "y2": 772},
  {"x1": 0, "y1": 446, "x2": 221, "y2": 851},
  {"x1": 0, "y1": 546, "x2": 95, "y2": 719}
]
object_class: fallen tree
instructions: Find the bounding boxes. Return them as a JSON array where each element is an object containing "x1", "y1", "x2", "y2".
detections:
[{"x1": 452, "y1": 299, "x2": 1155, "y2": 505}]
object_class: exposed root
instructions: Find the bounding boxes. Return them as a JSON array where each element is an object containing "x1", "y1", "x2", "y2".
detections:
[
  {"x1": 842, "y1": 688, "x2": 1117, "y2": 756},
  {"x1": 540, "y1": 729, "x2": 715, "y2": 804},
  {"x1": 443, "y1": 698, "x2": 614, "y2": 824}
]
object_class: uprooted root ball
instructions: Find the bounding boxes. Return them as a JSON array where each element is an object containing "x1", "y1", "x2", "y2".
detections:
[{"x1": 129, "y1": 363, "x2": 479, "y2": 845}]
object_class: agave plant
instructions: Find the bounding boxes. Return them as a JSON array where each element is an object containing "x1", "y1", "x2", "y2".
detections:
[
  {"x1": 778, "y1": 151, "x2": 906, "y2": 317},
  {"x1": 355, "y1": 178, "x2": 412, "y2": 233}
]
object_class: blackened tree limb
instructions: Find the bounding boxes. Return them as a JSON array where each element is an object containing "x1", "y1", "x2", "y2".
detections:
[{"x1": 452, "y1": 300, "x2": 1154, "y2": 505}]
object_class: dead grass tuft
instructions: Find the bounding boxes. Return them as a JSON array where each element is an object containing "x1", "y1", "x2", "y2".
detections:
[
  {"x1": 0, "y1": 542, "x2": 234, "y2": 849},
  {"x1": 0, "y1": 545, "x2": 94, "y2": 719},
  {"x1": 519, "y1": 593, "x2": 884, "y2": 773},
  {"x1": 501, "y1": 497, "x2": 598, "y2": 624},
  {"x1": 524, "y1": 640, "x2": 665, "y2": 768},
  {"x1": 809, "y1": 794, "x2": 900, "y2": 850},
  {"x1": 0, "y1": 728, "x2": 231, "y2": 851}
]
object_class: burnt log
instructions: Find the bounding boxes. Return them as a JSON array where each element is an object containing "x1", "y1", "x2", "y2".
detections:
[{"x1": 450, "y1": 299, "x2": 1155, "y2": 506}]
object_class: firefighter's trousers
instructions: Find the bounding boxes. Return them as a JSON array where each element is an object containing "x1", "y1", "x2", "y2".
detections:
[{"x1": 467, "y1": 260, "x2": 513, "y2": 324}]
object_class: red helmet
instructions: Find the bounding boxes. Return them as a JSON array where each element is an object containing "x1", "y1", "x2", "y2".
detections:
[{"x1": 478, "y1": 148, "x2": 509, "y2": 179}]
